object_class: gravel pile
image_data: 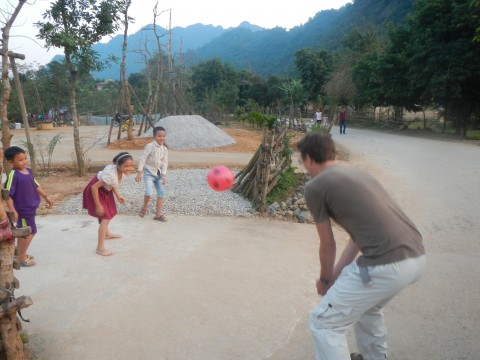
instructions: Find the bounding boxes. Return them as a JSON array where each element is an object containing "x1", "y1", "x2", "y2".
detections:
[
  {"x1": 55, "y1": 169, "x2": 253, "y2": 217},
  {"x1": 140, "y1": 115, "x2": 236, "y2": 149}
]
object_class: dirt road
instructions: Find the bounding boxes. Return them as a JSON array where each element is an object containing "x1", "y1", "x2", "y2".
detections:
[
  {"x1": 13, "y1": 126, "x2": 480, "y2": 359},
  {"x1": 9, "y1": 126, "x2": 254, "y2": 168}
]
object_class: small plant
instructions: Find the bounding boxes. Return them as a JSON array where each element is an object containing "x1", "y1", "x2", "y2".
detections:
[
  {"x1": 309, "y1": 123, "x2": 330, "y2": 133},
  {"x1": 21, "y1": 133, "x2": 63, "y2": 175},
  {"x1": 71, "y1": 134, "x2": 108, "y2": 176},
  {"x1": 267, "y1": 167, "x2": 300, "y2": 205},
  {"x1": 240, "y1": 112, "x2": 277, "y2": 129}
]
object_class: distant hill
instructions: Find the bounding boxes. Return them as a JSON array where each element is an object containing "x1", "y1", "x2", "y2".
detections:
[
  {"x1": 52, "y1": 23, "x2": 231, "y2": 79},
  {"x1": 51, "y1": 0, "x2": 415, "y2": 79},
  {"x1": 192, "y1": 0, "x2": 415, "y2": 77}
]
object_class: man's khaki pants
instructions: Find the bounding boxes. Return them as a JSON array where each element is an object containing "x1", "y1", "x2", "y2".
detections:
[{"x1": 310, "y1": 255, "x2": 426, "y2": 360}]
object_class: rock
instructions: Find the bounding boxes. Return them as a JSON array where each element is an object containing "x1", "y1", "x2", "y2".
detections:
[
  {"x1": 269, "y1": 202, "x2": 280, "y2": 211},
  {"x1": 297, "y1": 210, "x2": 313, "y2": 223}
]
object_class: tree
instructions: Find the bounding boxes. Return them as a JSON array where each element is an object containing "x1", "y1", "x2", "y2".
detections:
[
  {"x1": 119, "y1": 0, "x2": 134, "y2": 140},
  {"x1": 1, "y1": 0, "x2": 27, "y2": 171},
  {"x1": 265, "y1": 75, "x2": 288, "y2": 113},
  {"x1": 294, "y1": 48, "x2": 331, "y2": 103},
  {"x1": 279, "y1": 79, "x2": 307, "y2": 120},
  {"x1": 324, "y1": 61, "x2": 356, "y2": 106},
  {"x1": 36, "y1": 0, "x2": 122, "y2": 175},
  {"x1": 404, "y1": 0, "x2": 480, "y2": 136},
  {"x1": 191, "y1": 58, "x2": 239, "y2": 116},
  {"x1": 338, "y1": 25, "x2": 387, "y2": 108},
  {"x1": 0, "y1": 4, "x2": 34, "y2": 359},
  {"x1": 472, "y1": 0, "x2": 480, "y2": 41}
]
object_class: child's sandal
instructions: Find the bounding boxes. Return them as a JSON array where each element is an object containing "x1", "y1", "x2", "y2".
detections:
[
  {"x1": 19, "y1": 258, "x2": 36, "y2": 267},
  {"x1": 139, "y1": 207, "x2": 147, "y2": 218},
  {"x1": 14, "y1": 254, "x2": 34, "y2": 260}
]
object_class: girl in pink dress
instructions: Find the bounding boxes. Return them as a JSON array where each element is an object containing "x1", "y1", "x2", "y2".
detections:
[{"x1": 83, "y1": 152, "x2": 133, "y2": 256}]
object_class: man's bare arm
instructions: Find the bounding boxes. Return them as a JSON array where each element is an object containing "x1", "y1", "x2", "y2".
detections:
[
  {"x1": 315, "y1": 219, "x2": 336, "y2": 295},
  {"x1": 331, "y1": 239, "x2": 360, "y2": 283}
]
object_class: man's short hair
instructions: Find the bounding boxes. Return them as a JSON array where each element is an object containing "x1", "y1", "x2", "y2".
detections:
[
  {"x1": 297, "y1": 132, "x2": 335, "y2": 164},
  {"x1": 4, "y1": 146, "x2": 26, "y2": 161}
]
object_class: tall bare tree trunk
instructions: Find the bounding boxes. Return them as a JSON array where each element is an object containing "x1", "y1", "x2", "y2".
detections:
[
  {"x1": 1, "y1": 5, "x2": 34, "y2": 358},
  {"x1": 153, "y1": 2, "x2": 167, "y2": 117},
  {"x1": 142, "y1": 65, "x2": 154, "y2": 132},
  {"x1": 167, "y1": 9, "x2": 176, "y2": 115},
  {"x1": 175, "y1": 40, "x2": 188, "y2": 114},
  {"x1": 1, "y1": 0, "x2": 27, "y2": 171},
  {"x1": 121, "y1": 0, "x2": 134, "y2": 141},
  {"x1": 0, "y1": 46, "x2": 12, "y2": 171},
  {"x1": 66, "y1": 58, "x2": 85, "y2": 176}
]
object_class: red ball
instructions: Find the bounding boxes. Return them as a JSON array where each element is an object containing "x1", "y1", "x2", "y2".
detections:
[{"x1": 207, "y1": 166, "x2": 235, "y2": 192}]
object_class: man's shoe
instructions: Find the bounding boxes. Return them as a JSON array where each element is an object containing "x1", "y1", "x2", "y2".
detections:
[
  {"x1": 350, "y1": 353, "x2": 364, "y2": 360},
  {"x1": 12, "y1": 226, "x2": 32, "y2": 238}
]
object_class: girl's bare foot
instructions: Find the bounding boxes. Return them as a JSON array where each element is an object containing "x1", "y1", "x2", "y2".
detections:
[
  {"x1": 153, "y1": 214, "x2": 168, "y2": 222},
  {"x1": 96, "y1": 248, "x2": 113, "y2": 256},
  {"x1": 106, "y1": 232, "x2": 122, "y2": 239}
]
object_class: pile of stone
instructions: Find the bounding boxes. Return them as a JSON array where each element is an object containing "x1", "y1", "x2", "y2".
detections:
[
  {"x1": 266, "y1": 183, "x2": 313, "y2": 224},
  {"x1": 140, "y1": 115, "x2": 236, "y2": 149}
]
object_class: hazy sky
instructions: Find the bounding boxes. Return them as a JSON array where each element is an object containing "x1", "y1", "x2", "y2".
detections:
[{"x1": 5, "y1": 0, "x2": 352, "y2": 66}]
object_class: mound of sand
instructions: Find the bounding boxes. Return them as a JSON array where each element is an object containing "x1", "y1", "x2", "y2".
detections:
[{"x1": 140, "y1": 115, "x2": 236, "y2": 149}]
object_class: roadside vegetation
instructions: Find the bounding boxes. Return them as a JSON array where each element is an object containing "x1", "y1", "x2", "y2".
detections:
[{"x1": 3, "y1": 0, "x2": 479, "y2": 148}]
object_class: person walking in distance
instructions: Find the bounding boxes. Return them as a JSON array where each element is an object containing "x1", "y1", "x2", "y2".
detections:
[
  {"x1": 314, "y1": 108, "x2": 323, "y2": 124},
  {"x1": 339, "y1": 106, "x2": 347, "y2": 134},
  {"x1": 297, "y1": 132, "x2": 426, "y2": 360}
]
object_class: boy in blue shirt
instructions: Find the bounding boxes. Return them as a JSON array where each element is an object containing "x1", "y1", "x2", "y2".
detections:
[{"x1": 4, "y1": 146, "x2": 53, "y2": 267}]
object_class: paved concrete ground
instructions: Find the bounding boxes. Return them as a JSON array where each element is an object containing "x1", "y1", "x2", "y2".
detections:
[
  {"x1": 17, "y1": 215, "x2": 327, "y2": 360},
  {"x1": 10, "y1": 125, "x2": 480, "y2": 359}
]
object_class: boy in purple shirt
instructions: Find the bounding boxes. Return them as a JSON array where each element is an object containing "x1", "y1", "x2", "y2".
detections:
[{"x1": 4, "y1": 146, "x2": 53, "y2": 267}]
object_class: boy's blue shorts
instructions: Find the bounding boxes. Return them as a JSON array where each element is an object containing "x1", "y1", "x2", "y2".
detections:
[{"x1": 143, "y1": 169, "x2": 165, "y2": 198}]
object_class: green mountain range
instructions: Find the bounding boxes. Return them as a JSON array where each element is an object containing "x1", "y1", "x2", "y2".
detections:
[{"x1": 52, "y1": 0, "x2": 414, "y2": 80}]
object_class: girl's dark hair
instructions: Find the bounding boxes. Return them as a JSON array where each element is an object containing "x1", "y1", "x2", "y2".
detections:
[
  {"x1": 153, "y1": 126, "x2": 166, "y2": 136},
  {"x1": 297, "y1": 133, "x2": 335, "y2": 164},
  {"x1": 113, "y1": 152, "x2": 132, "y2": 166},
  {"x1": 4, "y1": 146, "x2": 26, "y2": 161}
]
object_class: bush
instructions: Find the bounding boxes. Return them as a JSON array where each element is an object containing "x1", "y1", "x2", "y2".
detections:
[
  {"x1": 309, "y1": 123, "x2": 330, "y2": 133},
  {"x1": 240, "y1": 112, "x2": 277, "y2": 129},
  {"x1": 466, "y1": 130, "x2": 480, "y2": 140},
  {"x1": 267, "y1": 167, "x2": 300, "y2": 205}
]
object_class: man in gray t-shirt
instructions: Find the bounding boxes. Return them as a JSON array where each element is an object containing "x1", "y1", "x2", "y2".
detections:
[{"x1": 297, "y1": 132, "x2": 426, "y2": 360}]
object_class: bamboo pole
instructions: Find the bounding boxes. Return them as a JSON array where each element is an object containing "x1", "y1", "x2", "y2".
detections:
[{"x1": 8, "y1": 55, "x2": 36, "y2": 175}]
